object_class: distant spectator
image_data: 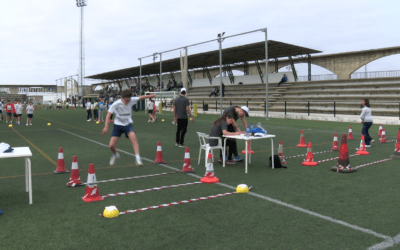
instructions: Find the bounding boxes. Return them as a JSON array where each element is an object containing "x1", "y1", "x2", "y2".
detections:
[
  {"x1": 277, "y1": 74, "x2": 288, "y2": 87},
  {"x1": 221, "y1": 82, "x2": 225, "y2": 97},
  {"x1": 209, "y1": 87, "x2": 218, "y2": 97}
]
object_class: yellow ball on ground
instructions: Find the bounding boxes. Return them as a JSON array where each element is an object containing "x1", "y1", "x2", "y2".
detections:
[
  {"x1": 103, "y1": 205, "x2": 119, "y2": 218},
  {"x1": 162, "y1": 119, "x2": 165, "y2": 122},
  {"x1": 236, "y1": 184, "x2": 249, "y2": 193},
  {"x1": 190, "y1": 118, "x2": 193, "y2": 121},
  {"x1": 47, "y1": 123, "x2": 51, "y2": 126},
  {"x1": 96, "y1": 121, "x2": 100, "y2": 124},
  {"x1": 8, "y1": 124, "x2": 13, "y2": 128}
]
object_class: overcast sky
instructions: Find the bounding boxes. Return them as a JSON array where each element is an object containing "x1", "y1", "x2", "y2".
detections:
[{"x1": 0, "y1": 0, "x2": 399, "y2": 86}]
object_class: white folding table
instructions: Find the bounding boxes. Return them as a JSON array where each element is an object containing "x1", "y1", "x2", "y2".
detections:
[
  {"x1": 223, "y1": 134, "x2": 276, "y2": 173},
  {"x1": 0, "y1": 147, "x2": 33, "y2": 204}
]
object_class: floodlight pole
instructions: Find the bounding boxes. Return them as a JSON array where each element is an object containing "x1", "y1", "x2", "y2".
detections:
[
  {"x1": 139, "y1": 58, "x2": 142, "y2": 109},
  {"x1": 76, "y1": 0, "x2": 87, "y2": 97},
  {"x1": 159, "y1": 53, "x2": 162, "y2": 93},
  {"x1": 218, "y1": 33, "x2": 224, "y2": 116},
  {"x1": 263, "y1": 28, "x2": 269, "y2": 120}
]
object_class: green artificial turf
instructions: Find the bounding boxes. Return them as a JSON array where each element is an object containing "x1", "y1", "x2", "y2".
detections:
[{"x1": 0, "y1": 107, "x2": 399, "y2": 250}]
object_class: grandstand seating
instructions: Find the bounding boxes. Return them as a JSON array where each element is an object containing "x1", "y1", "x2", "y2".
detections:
[{"x1": 187, "y1": 77, "x2": 400, "y2": 116}]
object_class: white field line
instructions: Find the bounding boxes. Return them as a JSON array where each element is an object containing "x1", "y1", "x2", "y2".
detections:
[
  {"x1": 367, "y1": 233, "x2": 400, "y2": 250},
  {"x1": 59, "y1": 128, "x2": 391, "y2": 240}
]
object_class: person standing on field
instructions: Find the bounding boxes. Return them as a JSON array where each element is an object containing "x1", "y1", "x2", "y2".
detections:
[{"x1": 174, "y1": 88, "x2": 194, "y2": 147}]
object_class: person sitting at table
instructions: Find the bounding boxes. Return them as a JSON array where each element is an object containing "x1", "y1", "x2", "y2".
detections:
[{"x1": 209, "y1": 113, "x2": 245, "y2": 165}]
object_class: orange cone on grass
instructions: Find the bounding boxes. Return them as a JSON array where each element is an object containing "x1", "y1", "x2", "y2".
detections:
[
  {"x1": 380, "y1": 129, "x2": 387, "y2": 143},
  {"x1": 54, "y1": 147, "x2": 69, "y2": 174},
  {"x1": 278, "y1": 141, "x2": 287, "y2": 167},
  {"x1": 301, "y1": 142, "x2": 318, "y2": 166},
  {"x1": 356, "y1": 135, "x2": 370, "y2": 155},
  {"x1": 67, "y1": 156, "x2": 84, "y2": 187},
  {"x1": 181, "y1": 147, "x2": 195, "y2": 173},
  {"x1": 154, "y1": 141, "x2": 166, "y2": 164},
  {"x1": 378, "y1": 124, "x2": 383, "y2": 136},
  {"x1": 348, "y1": 126, "x2": 354, "y2": 140},
  {"x1": 81, "y1": 164, "x2": 103, "y2": 202},
  {"x1": 331, "y1": 134, "x2": 355, "y2": 172},
  {"x1": 241, "y1": 141, "x2": 255, "y2": 154},
  {"x1": 390, "y1": 128, "x2": 400, "y2": 159},
  {"x1": 297, "y1": 130, "x2": 307, "y2": 147},
  {"x1": 331, "y1": 133, "x2": 339, "y2": 151},
  {"x1": 200, "y1": 153, "x2": 219, "y2": 184}
]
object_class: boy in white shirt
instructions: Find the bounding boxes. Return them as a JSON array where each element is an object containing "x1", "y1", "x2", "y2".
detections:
[
  {"x1": 86, "y1": 98, "x2": 92, "y2": 121},
  {"x1": 146, "y1": 99, "x2": 154, "y2": 122},
  {"x1": 26, "y1": 101, "x2": 34, "y2": 126},
  {"x1": 15, "y1": 100, "x2": 23, "y2": 125},
  {"x1": 102, "y1": 90, "x2": 155, "y2": 166}
]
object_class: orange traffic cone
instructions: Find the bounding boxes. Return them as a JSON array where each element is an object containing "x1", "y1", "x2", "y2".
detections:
[
  {"x1": 67, "y1": 156, "x2": 84, "y2": 187},
  {"x1": 332, "y1": 134, "x2": 355, "y2": 173},
  {"x1": 297, "y1": 130, "x2": 307, "y2": 147},
  {"x1": 200, "y1": 153, "x2": 219, "y2": 183},
  {"x1": 380, "y1": 129, "x2": 387, "y2": 143},
  {"x1": 278, "y1": 141, "x2": 283, "y2": 157},
  {"x1": 181, "y1": 147, "x2": 195, "y2": 173},
  {"x1": 332, "y1": 133, "x2": 339, "y2": 151},
  {"x1": 301, "y1": 143, "x2": 318, "y2": 166},
  {"x1": 81, "y1": 164, "x2": 104, "y2": 202},
  {"x1": 356, "y1": 135, "x2": 370, "y2": 155},
  {"x1": 391, "y1": 129, "x2": 400, "y2": 159},
  {"x1": 54, "y1": 147, "x2": 69, "y2": 174},
  {"x1": 154, "y1": 141, "x2": 166, "y2": 164},
  {"x1": 378, "y1": 124, "x2": 383, "y2": 136},
  {"x1": 348, "y1": 126, "x2": 354, "y2": 140},
  {"x1": 241, "y1": 141, "x2": 255, "y2": 154}
]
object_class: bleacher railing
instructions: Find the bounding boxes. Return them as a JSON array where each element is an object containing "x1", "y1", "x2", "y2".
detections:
[{"x1": 351, "y1": 70, "x2": 400, "y2": 79}]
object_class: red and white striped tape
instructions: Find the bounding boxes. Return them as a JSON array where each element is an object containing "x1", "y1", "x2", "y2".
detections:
[
  {"x1": 100, "y1": 191, "x2": 239, "y2": 217},
  {"x1": 102, "y1": 181, "x2": 202, "y2": 198},
  {"x1": 84, "y1": 171, "x2": 180, "y2": 185},
  {"x1": 354, "y1": 158, "x2": 392, "y2": 169},
  {"x1": 286, "y1": 150, "x2": 333, "y2": 159},
  {"x1": 316, "y1": 154, "x2": 359, "y2": 164}
]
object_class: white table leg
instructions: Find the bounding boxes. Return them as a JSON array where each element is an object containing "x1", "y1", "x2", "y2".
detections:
[
  {"x1": 25, "y1": 158, "x2": 28, "y2": 192},
  {"x1": 26, "y1": 157, "x2": 32, "y2": 204},
  {"x1": 245, "y1": 140, "x2": 248, "y2": 173},
  {"x1": 271, "y1": 139, "x2": 274, "y2": 169},
  {"x1": 249, "y1": 140, "x2": 251, "y2": 164},
  {"x1": 223, "y1": 138, "x2": 227, "y2": 168}
]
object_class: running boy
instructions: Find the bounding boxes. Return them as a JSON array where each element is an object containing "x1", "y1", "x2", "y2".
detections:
[
  {"x1": 102, "y1": 90, "x2": 156, "y2": 166},
  {"x1": 26, "y1": 101, "x2": 34, "y2": 126}
]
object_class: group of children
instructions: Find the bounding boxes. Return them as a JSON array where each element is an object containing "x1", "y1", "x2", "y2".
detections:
[
  {"x1": 86, "y1": 98, "x2": 114, "y2": 122},
  {"x1": 0, "y1": 100, "x2": 35, "y2": 126}
]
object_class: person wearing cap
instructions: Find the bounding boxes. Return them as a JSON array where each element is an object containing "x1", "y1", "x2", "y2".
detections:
[
  {"x1": 174, "y1": 88, "x2": 194, "y2": 147},
  {"x1": 221, "y1": 106, "x2": 250, "y2": 162}
]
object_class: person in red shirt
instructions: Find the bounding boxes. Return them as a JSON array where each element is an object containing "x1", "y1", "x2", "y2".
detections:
[
  {"x1": 10, "y1": 100, "x2": 17, "y2": 124},
  {"x1": 4, "y1": 100, "x2": 14, "y2": 124}
]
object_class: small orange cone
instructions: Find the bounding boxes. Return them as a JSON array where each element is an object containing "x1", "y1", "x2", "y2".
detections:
[
  {"x1": 278, "y1": 141, "x2": 283, "y2": 157},
  {"x1": 356, "y1": 135, "x2": 370, "y2": 155},
  {"x1": 54, "y1": 147, "x2": 69, "y2": 174},
  {"x1": 200, "y1": 153, "x2": 219, "y2": 183},
  {"x1": 391, "y1": 129, "x2": 400, "y2": 159},
  {"x1": 241, "y1": 141, "x2": 255, "y2": 154},
  {"x1": 378, "y1": 124, "x2": 383, "y2": 136},
  {"x1": 181, "y1": 147, "x2": 195, "y2": 173},
  {"x1": 380, "y1": 129, "x2": 387, "y2": 143},
  {"x1": 301, "y1": 142, "x2": 318, "y2": 166},
  {"x1": 81, "y1": 164, "x2": 104, "y2": 202},
  {"x1": 331, "y1": 133, "x2": 339, "y2": 151},
  {"x1": 348, "y1": 126, "x2": 354, "y2": 140},
  {"x1": 154, "y1": 141, "x2": 166, "y2": 164},
  {"x1": 67, "y1": 156, "x2": 84, "y2": 187},
  {"x1": 297, "y1": 130, "x2": 307, "y2": 147}
]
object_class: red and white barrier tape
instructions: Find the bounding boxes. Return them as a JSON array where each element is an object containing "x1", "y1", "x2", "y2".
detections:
[
  {"x1": 316, "y1": 154, "x2": 359, "y2": 164},
  {"x1": 102, "y1": 181, "x2": 202, "y2": 198},
  {"x1": 354, "y1": 158, "x2": 392, "y2": 170},
  {"x1": 100, "y1": 188, "x2": 252, "y2": 217},
  {"x1": 286, "y1": 150, "x2": 333, "y2": 159},
  {"x1": 84, "y1": 171, "x2": 180, "y2": 185}
]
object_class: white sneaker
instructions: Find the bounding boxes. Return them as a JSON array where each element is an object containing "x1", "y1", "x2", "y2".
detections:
[
  {"x1": 26, "y1": 124, "x2": 28, "y2": 126},
  {"x1": 365, "y1": 145, "x2": 371, "y2": 147},
  {"x1": 109, "y1": 153, "x2": 120, "y2": 165},
  {"x1": 136, "y1": 159, "x2": 143, "y2": 166},
  {"x1": 148, "y1": 120, "x2": 151, "y2": 122},
  {"x1": 30, "y1": 124, "x2": 32, "y2": 126},
  {"x1": 87, "y1": 119, "x2": 91, "y2": 121},
  {"x1": 371, "y1": 140, "x2": 375, "y2": 144}
]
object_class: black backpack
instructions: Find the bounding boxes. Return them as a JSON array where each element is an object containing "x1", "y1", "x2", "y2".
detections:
[{"x1": 269, "y1": 155, "x2": 286, "y2": 168}]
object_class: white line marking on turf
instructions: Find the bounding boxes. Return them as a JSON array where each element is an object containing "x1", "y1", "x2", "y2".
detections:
[
  {"x1": 59, "y1": 128, "x2": 391, "y2": 240},
  {"x1": 367, "y1": 233, "x2": 400, "y2": 250}
]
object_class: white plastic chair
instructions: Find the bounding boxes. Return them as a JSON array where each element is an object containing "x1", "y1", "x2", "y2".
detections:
[{"x1": 196, "y1": 132, "x2": 225, "y2": 168}]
